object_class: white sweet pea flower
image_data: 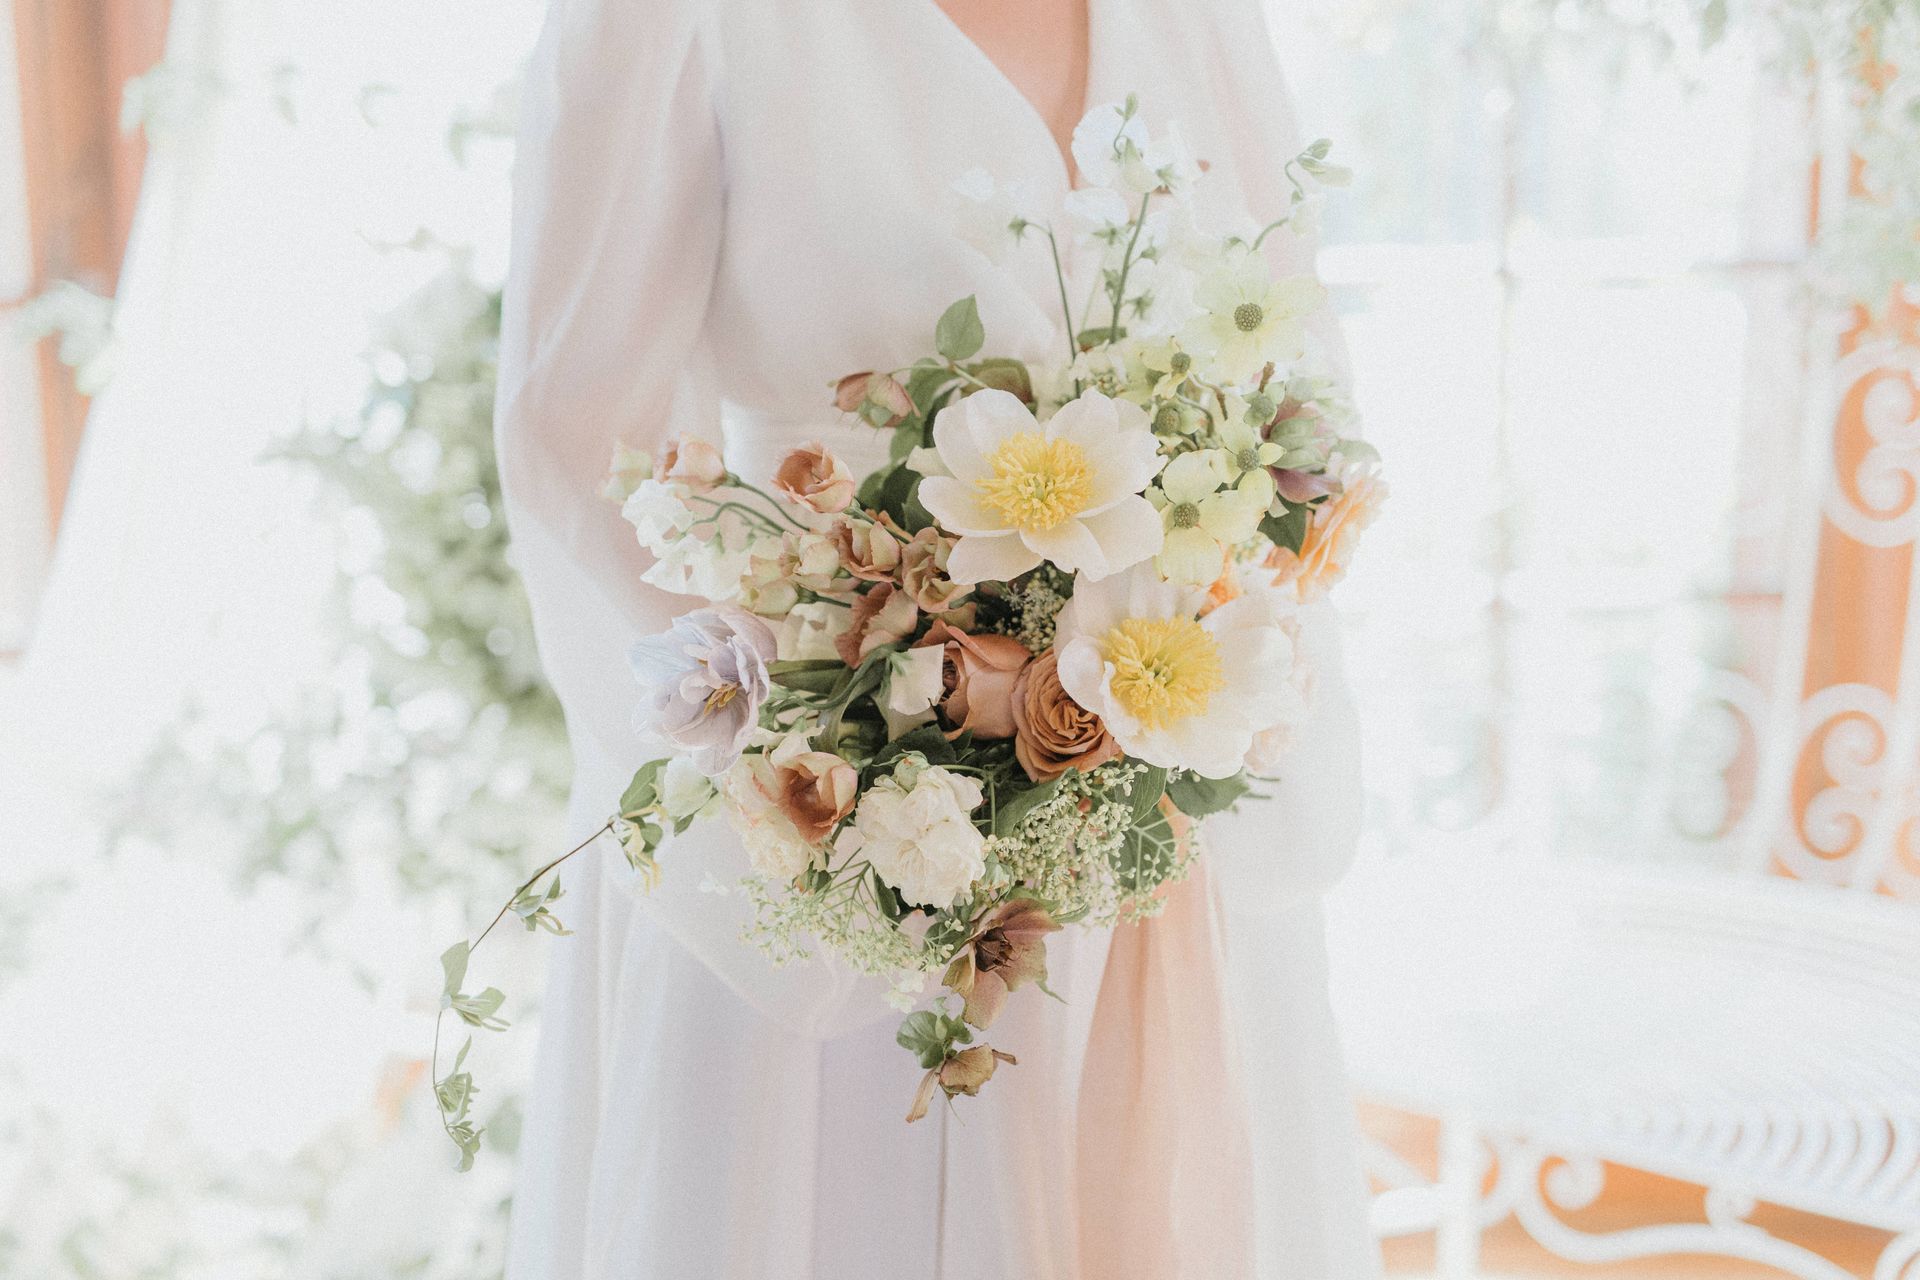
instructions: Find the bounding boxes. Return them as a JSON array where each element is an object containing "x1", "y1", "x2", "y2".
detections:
[
  {"x1": 1064, "y1": 186, "x2": 1131, "y2": 235},
  {"x1": 621, "y1": 478, "x2": 696, "y2": 554},
  {"x1": 918, "y1": 389, "x2": 1165, "y2": 584},
  {"x1": 1181, "y1": 250, "x2": 1327, "y2": 385},
  {"x1": 885, "y1": 645, "x2": 947, "y2": 717},
  {"x1": 1147, "y1": 451, "x2": 1269, "y2": 586},
  {"x1": 1054, "y1": 563, "x2": 1302, "y2": 779},
  {"x1": 1071, "y1": 100, "x2": 1194, "y2": 198},
  {"x1": 950, "y1": 168, "x2": 1034, "y2": 263},
  {"x1": 643, "y1": 517, "x2": 762, "y2": 601},
  {"x1": 772, "y1": 599, "x2": 853, "y2": 661},
  {"x1": 1071, "y1": 102, "x2": 1150, "y2": 191}
]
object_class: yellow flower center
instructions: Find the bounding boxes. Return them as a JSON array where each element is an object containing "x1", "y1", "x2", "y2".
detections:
[
  {"x1": 1102, "y1": 617, "x2": 1226, "y2": 732},
  {"x1": 977, "y1": 432, "x2": 1094, "y2": 533},
  {"x1": 1232, "y1": 302, "x2": 1266, "y2": 333}
]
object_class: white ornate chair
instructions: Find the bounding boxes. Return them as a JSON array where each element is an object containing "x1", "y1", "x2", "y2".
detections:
[
  {"x1": 1334, "y1": 850, "x2": 1920, "y2": 1279},
  {"x1": 1330, "y1": 275, "x2": 1920, "y2": 1270}
]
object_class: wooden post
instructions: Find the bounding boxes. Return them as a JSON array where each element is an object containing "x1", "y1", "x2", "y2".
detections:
[{"x1": 9, "y1": 0, "x2": 170, "y2": 533}]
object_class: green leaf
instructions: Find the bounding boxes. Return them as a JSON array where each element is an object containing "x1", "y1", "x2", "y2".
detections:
[
  {"x1": 888, "y1": 423, "x2": 920, "y2": 466},
  {"x1": 769, "y1": 660, "x2": 846, "y2": 695},
  {"x1": 872, "y1": 724, "x2": 956, "y2": 774},
  {"x1": 906, "y1": 362, "x2": 958, "y2": 415},
  {"x1": 1165, "y1": 771, "x2": 1252, "y2": 819},
  {"x1": 619, "y1": 760, "x2": 668, "y2": 818},
  {"x1": 935, "y1": 296, "x2": 986, "y2": 362},
  {"x1": 896, "y1": 1008, "x2": 973, "y2": 1070},
  {"x1": 993, "y1": 776, "x2": 1062, "y2": 837},
  {"x1": 1112, "y1": 805, "x2": 1178, "y2": 895},
  {"x1": 447, "y1": 1120, "x2": 484, "y2": 1173},
  {"x1": 1125, "y1": 764, "x2": 1169, "y2": 826},
  {"x1": 439, "y1": 942, "x2": 469, "y2": 1001},
  {"x1": 1259, "y1": 504, "x2": 1312, "y2": 556},
  {"x1": 452, "y1": 986, "x2": 509, "y2": 1031},
  {"x1": 968, "y1": 357, "x2": 1034, "y2": 404}
]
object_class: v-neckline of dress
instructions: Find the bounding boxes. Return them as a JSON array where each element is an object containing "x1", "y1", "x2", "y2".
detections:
[{"x1": 918, "y1": 0, "x2": 1104, "y2": 191}]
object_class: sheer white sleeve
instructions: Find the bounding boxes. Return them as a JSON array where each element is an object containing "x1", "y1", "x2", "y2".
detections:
[
  {"x1": 497, "y1": 0, "x2": 894, "y2": 1038},
  {"x1": 495, "y1": 0, "x2": 725, "y2": 767}
]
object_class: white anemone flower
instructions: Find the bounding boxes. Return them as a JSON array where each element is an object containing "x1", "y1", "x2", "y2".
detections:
[
  {"x1": 1054, "y1": 564, "x2": 1301, "y2": 778},
  {"x1": 1181, "y1": 251, "x2": 1327, "y2": 385},
  {"x1": 918, "y1": 389, "x2": 1165, "y2": 584},
  {"x1": 1148, "y1": 451, "x2": 1270, "y2": 586}
]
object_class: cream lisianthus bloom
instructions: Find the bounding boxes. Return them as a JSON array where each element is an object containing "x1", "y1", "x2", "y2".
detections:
[
  {"x1": 1054, "y1": 563, "x2": 1301, "y2": 778},
  {"x1": 918, "y1": 389, "x2": 1164, "y2": 584},
  {"x1": 1147, "y1": 450, "x2": 1270, "y2": 586},
  {"x1": 1181, "y1": 250, "x2": 1327, "y2": 384}
]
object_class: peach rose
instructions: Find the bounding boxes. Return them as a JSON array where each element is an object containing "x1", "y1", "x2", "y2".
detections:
[
  {"x1": 1265, "y1": 470, "x2": 1387, "y2": 602},
  {"x1": 835, "y1": 583, "x2": 920, "y2": 667},
  {"x1": 773, "y1": 441, "x2": 857, "y2": 515},
  {"x1": 1009, "y1": 649, "x2": 1122, "y2": 782},
  {"x1": 829, "y1": 512, "x2": 908, "y2": 582},
  {"x1": 752, "y1": 748, "x2": 857, "y2": 844},
  {"x1": 654, "y1": 435, "x2": 726, "y2": 492},
  {"x1": 915, "y1": 620, "x2": 1031, "y2": 740},
  {"x1": 899, "y1": 527, "x2": 973, "y2": 615},
  {"x1": 834, "y1": 371, "x2": 916, "y2": 428}
]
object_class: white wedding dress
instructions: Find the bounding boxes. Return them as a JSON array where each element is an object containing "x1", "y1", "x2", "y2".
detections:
[{"x1": 495, "y1": 0, "x2": 1379, "y2": 1276}]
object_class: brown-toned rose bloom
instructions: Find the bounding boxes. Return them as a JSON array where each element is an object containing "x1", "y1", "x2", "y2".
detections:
[
  {"x1": 1010, "y1": 649, "x2": 1122, "y2": 782},
  {"x1": 751, "y1": 749, "x2": 857, "y2": 844},
  {"x1": 772, "y1": 441, "x2": 857, "y2": 515},
  {"x1": 945, "y1": 900, "x2": 1060, "y2": 1029},
  {"x1": 653, "y1": 435, "x2": 726, "y2": 492},
  {"x1": 898, "y1": 527, "x2": 972, "y2": 615},
  {"x1": 834, "y1": 582, "x2": 919, "y2": 667},
  {"x1": 914, "y1": 620, "x2": 1030, "y2": 740},
  {"x1": 828, "y1": 512, "x2": 908, "y2": 582},
  {"x1": 833, "y1": 371, "x2": 916, "y2": 428}
]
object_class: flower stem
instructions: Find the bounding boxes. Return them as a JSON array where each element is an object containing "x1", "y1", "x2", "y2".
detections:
[
  {"x1": 1039, "y1": 227, "x2": 1081, "y2": 367},
  {"x1": 1106, "y1": 193, "x2": 1154, "y2": 339}
]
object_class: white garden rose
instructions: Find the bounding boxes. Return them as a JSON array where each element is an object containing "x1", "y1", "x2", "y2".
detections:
[{"x1": 835, "y1": 764, "x2": 986, "y2": 910}]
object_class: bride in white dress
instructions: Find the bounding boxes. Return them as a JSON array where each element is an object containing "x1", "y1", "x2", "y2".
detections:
[{"x1": 495, "y1": 0, "x2": 1378, "y2": 1275}]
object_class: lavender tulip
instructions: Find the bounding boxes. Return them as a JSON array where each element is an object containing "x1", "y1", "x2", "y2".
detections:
[{"x1": 628, "y1": 608, "x2": 777, "y2": 774}]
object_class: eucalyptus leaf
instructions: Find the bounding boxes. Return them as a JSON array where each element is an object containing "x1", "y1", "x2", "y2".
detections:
[{"x1": 934, "y1": 296, "x2": 986, "y2": 362}]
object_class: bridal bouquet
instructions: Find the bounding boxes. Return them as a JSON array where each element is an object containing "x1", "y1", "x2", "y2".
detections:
[{"x1": 436, "y1": 98, "x2": 1383, "y2": 1162}]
